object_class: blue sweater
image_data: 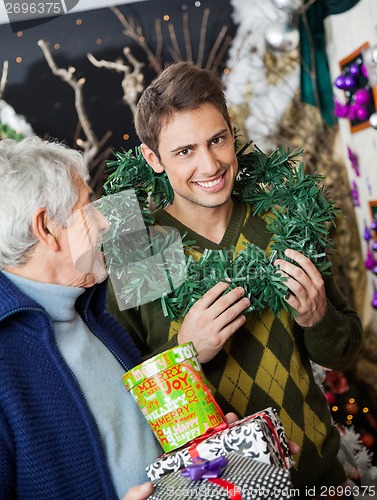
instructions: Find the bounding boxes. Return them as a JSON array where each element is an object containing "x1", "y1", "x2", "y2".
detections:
[{"x1": 0, "y1": 271, "x2": 148, "y2": 499}]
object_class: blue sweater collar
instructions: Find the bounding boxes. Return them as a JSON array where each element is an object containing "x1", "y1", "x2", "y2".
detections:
[{"x1": 0, "y1": 271, "x2": 108, "y2": 322}]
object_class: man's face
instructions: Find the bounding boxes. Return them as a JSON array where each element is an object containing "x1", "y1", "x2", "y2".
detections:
[
  {"x1": 64, "y1": 174, "x2": 109, "y2": 287},
  {"x1": 156, "y1": 103, "x2": 238, "y2": 212}
]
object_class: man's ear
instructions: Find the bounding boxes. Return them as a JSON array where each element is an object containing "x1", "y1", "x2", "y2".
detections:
[
  {"x1": 32, "y1": 208, "x2": 60, "y2": 252},
  {"x1": 140, "y1": 143, "x2": 164, "y2": 174}
]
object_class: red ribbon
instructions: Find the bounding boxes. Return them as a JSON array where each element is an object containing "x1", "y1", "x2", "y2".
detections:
[
  {"x1": 188, "y1": 422, "x2": 228, "y2": 459},
  {"x1": 209, "y1": 478, "x2": 242, "y2": 500}
]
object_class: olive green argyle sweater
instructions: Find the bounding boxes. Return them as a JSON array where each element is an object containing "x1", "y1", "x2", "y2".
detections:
[{"x1": 107, "y1": 200, "x2": 363, "y2": 492}]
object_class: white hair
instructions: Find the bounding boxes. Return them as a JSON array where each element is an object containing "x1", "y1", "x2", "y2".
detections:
[{"x1": 0, "y1": 136, "x2": 89, "y2": 268}]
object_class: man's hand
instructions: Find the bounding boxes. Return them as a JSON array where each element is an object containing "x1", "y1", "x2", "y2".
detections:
[
  {"x1": 178, "y1": 281, "x2": 250, "y2": 363},
  {"x1": 274, "y1": 248, "x2": 327, "y2": 327},
  {"x1": 121, "y1": 482, "x2": 154, "y2": 500}
]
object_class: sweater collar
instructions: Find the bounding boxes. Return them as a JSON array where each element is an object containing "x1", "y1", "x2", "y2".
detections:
[
  {"x1": 0, "y1": 271, "x2": 107, "y2": 322},
  {"x1": 2, "y1": 271, "x2": 84, "y2": 322}
]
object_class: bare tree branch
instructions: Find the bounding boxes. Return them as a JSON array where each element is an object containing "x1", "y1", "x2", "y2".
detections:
[
  {"x1": 87, "y1": 48, "x2": 144, "y2": 115},
  {"x1": 0, "y1": 60, "x2": 9, "y2": 99},
  {"x1": 197, "y1": 7, "x2": 210, "y2": 68},
  {"x1": 38, "y1": 39, "x2": 110, "y2": 177},
  {"x1": 206, "y1": 25, "x2": 229, "y2": 70},
  {"x1": 110, "y1": 5, "x2": 163, "y2": 74},
  {"x1": 183, "y1": 12, "x2": 193, "y2": 62}
]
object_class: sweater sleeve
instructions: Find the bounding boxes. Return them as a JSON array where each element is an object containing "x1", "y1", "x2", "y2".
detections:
[
  {"x1": 302, "y1": 274, "x2": 363, "y2": 370},
  {"x1": 0, "y1": 410, "x2": 16, "y2": 499}
]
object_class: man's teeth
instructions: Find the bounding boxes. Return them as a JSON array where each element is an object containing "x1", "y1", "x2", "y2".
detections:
[{"x1": 196, "y1": 176, "x2": 222, "y2": 188}]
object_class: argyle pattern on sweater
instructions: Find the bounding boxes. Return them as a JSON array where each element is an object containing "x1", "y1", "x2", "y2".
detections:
[{"x1": 108, "y1": 200, "x2": 362, "y2": 490}]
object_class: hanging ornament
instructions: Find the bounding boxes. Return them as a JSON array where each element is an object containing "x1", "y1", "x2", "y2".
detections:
[
  {"x1": 272, "y1": 0, "x2": 303, "y2": 12},
  {"x1": 354, "y1": 88, "x2": 371, "y2": 106},
  {"x1": 334, "y1": 99, "x2": 349, "y2": 118},
  {"x1": 351, "y1": 181, "x2": 360, "y2": 207},
  {"x1": 265, "y1": 20, "x2": 299, "y2": 53},
  {"x1": 372, "y1": 286, "x2": 377, "y2": 309},
  {"x1": 369, "y1": 112, "x2": 377, "y2": 129},
  {"x1": 364, "y1": 248, "x2": 376, "y2": 270},
  {"x1": 347, "y1": 146, "x2": 360, "y2": 176},
  {"x1": 364, "y1": 224, "x2": 373, "y2": 241}
]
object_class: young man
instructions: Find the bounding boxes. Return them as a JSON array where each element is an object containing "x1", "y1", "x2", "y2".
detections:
[{"x1": 107, "y1": 61, "x2": 363, "y2": 494}]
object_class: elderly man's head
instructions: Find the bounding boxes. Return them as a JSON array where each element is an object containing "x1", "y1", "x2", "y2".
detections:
[{"x1": 0, "y1": 137, "x2": 108, "y2": 286}]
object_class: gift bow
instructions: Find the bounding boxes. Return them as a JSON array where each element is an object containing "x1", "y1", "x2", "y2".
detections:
[
  {"x1": 181, "y1": 456, "x2": 242, "y2": 500},
  {"x1": 181, "y1": 456, "x2": 228, "y2": 480},
  {"x1": 188, "y1": 421, "x2": 228, "y2": 458}
]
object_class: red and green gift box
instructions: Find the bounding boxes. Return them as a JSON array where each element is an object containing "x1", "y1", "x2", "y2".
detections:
[{"x1": 145, "y1": 407, "x2": 294, "y2": 482}]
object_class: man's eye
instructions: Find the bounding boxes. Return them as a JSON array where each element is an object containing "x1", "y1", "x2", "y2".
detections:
[
  {"x1": 179, "y1": 148, "x2": 190, "y2": 156},
  {"x1": 212, "y1": 137, "x2": 222, "y2": 145}
]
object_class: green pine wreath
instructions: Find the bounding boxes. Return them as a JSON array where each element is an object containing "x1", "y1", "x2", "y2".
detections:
[{"x1": 103, "y1": 138, "x2": 340, "y2": 320}]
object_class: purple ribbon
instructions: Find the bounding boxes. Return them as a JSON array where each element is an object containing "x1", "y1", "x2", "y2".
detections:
[{"x1": 181, "y1": 456, "x2": 229, "y2": 480}]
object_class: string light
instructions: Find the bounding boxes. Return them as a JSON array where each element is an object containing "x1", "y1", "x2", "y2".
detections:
[
  {"x1": 16, "y1": 57, "x2": 22, "y2": 63},
  {"x1": 332, "y1": 406, "x2": 339, "y2": 412},
  {"x1": 163, "y1": 15, "x2": 170, "y2": 21},
  {"x1": 54, "y1": 44, "x2": 60, "y2": 50},
  {"x1": 223, "y1": 68, "x2": 230, "y2": 75},
  {"x1": 363, "y1": 407, "x2": 369, "y2": 413},
  {"x1": 17, "y1": 31, "x2": 23, "y2": 37},
  {"x1": 123, "y1": 133, "x2": 129, "y2": 141},
  {"x1": 96, "y1": 39, "x2": 103, "y2": 45},
  {"x1": 76, "y1": 19, "x2": 82, "y2": 26}
]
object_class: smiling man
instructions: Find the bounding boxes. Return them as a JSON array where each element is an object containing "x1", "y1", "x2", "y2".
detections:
[{"x1": 107, "y1": 61, "x2": 363, "y2": 497}]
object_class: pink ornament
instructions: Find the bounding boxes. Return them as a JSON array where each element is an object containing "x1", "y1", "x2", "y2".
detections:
[
  {"x1": 354, "y1": 88, "x2": 371, "y2": 106},
  {"x1": 356, "y1": 106, "x2": 370, "y2": 121},
  {"x1": 372, "y1": 290, "x2": 377, "y2": 309},
  {"x1": 325, "y1": 391, "x2": 336, "y2": 405},
  {"x1": 347, "y1": 104, "x2": 357, "y2": 120}
]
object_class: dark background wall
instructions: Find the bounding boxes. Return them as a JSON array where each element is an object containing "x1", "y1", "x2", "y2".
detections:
[{"x1": 0, "y1": 0, "x2": 236, "y2": 153}]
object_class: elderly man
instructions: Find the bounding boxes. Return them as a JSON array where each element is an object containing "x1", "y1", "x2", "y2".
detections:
[{"x1": 0, "y1": 137, "x2": 160, "y2": 499}]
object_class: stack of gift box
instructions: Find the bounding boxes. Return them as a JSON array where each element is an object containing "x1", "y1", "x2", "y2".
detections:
[{"x1": 122, "y1": 343, "x2": 295, "y2": 499}]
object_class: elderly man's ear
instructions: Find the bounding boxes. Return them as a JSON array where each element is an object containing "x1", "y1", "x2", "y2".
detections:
[{"x1": 32, "y1": 208, "x2": 60, "y2": 252}]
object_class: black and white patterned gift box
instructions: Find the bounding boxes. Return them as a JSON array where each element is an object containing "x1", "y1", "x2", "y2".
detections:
[
  {"x1": 148, "y1": 451, "x2": 293, "y2": 500},
  {"x1": 146, "y1": 407, "x2": 294, "y2": 481}
]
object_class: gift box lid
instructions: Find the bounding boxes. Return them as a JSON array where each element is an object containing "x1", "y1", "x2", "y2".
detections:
[{"x1": 148, "y1": 451, "x2": 294, "y2": 500}]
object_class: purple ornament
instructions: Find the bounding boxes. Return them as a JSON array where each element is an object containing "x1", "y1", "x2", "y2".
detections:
[
  {"x1": 354, "y1": 88, "x2": 371, "y2": 106},
  {"x1": 364, "y1": 226, "x2": 373, "y2": 241},
  {"x1": 351, "y1": 181, "x2": 360, "y2": 207},
  {"x1": 364, "y1": 248, "x2": 375, "y2": 269},
  {"x1": 370, "y1": 219, "x2": 377, "y2": 231},
  {"x1": 347, "y1": 146, "x2": 360, "y2": 176},
  {"x1": 349, "y1": 63, "x2": 361, "y2": 76},
  {"x1": 335, "y1": 75, "x2": 346, "y2": 89},
  {"x1": 344, "y1": 75, "x2": 356, "y2": 90},
  {"x1": 372, "y1": 290, "x2": 377, "y2": 309}
]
